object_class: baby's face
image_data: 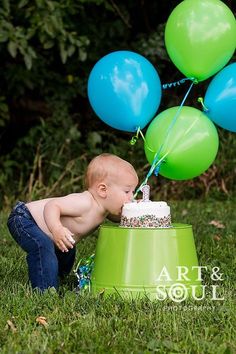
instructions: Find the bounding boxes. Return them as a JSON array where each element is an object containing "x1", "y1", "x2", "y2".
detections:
[{"x1": 106, "y1": 170, "x2": 138, "y2": 215}]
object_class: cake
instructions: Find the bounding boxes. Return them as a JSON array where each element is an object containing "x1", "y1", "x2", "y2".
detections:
[{"x1": 120, "y1": 201, "x2": 172, "y2": 228}]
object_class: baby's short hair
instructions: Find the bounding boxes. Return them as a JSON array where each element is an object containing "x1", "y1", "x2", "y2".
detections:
[{"x1": 85, "y1": 153, "x2": 136, "y2": 189}]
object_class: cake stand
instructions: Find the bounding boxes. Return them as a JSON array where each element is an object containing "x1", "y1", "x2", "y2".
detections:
[{"x1": 90, "y1": 224, "x2": 202, "y2": 300}]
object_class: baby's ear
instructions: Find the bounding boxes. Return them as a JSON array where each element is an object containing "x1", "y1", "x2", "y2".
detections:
[{"x1": 97, "y1": 183, "x2": 108, "y2": 198}]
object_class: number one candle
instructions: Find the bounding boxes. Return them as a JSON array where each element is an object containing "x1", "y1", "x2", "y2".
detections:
[{"x1": 141, "y1": 184, "x2": 150, "y2": 202}]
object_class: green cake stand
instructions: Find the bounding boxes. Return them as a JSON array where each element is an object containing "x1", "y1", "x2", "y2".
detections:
[{"x1": 91, "y1": 224, "x2": 202, "y2": 300}]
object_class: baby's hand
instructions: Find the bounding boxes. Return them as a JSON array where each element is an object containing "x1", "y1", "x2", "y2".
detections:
[{"x1": 52, "y1": 226, "x2": 75, "y2": 252}]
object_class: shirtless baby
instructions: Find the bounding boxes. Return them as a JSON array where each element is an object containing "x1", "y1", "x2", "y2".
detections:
[{"x1": 7, "y1": 153, "x2": 138, "y2": 291}]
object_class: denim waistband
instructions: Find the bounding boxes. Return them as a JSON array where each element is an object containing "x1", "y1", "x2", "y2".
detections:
[{"x1": 12, "y1": 201, "x2": 34, "y2": 220}]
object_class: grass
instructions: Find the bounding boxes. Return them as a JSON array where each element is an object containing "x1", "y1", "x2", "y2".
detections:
[{"x1": 0, "y1": 199, "x2": 236, "y2": 354}]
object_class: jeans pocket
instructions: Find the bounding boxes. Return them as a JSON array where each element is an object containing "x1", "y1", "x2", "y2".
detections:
[{"x1": 7, "y1": 214, "x2": 24, "y2": 245}]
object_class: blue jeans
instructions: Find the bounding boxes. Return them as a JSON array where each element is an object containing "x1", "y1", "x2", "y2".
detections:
[{"x1": 7, "y1": 201, "x2": 76, "y2": 291}]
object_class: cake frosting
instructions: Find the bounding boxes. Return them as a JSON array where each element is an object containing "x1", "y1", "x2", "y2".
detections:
[{"x1": 120, "y1": 201, "x2": 171, "y2": 228}]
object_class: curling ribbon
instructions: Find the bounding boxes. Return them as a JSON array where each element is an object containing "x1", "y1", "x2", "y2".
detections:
[
  {"x1": 162, "y1": 77, "x2": 197, "y2": 89},
  {"x1": 74, "y1": 254, "x2": 95, "y2": 291},
  {"x1": 130, "y1": 126, "x2": 155, "y2": 153}
]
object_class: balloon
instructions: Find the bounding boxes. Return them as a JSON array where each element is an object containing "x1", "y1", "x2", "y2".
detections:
[
  {"x1": 87, "y1": 51, "x2": 162, "y2": 132},
  {"x1": 165, "y1": 0, "x2": 236, "y2": 82},
  {"x1": 144, "y1": 106, "x2": 219, "y2": 180},
  {"x1": 204, "y1": 62, "x2": 236, "y2": 132}
]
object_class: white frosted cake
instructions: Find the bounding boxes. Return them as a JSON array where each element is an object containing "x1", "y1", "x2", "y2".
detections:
[{"x1": 120, "y1": 201, "x2": 171, "y2": 228}]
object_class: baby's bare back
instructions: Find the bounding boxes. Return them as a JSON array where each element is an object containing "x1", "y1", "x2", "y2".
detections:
[{"x1": 26, "y1": 192, "x2": 105, "y2": 243}]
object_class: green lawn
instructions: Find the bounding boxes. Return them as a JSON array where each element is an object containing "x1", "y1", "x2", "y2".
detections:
[{"x1": 0, "y1": 199, "x2": 235, "y2": 353}]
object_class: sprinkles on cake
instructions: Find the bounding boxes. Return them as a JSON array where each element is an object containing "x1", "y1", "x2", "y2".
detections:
[{"x1": 120, "y1": 214, "x2": 172, "y2": 228}]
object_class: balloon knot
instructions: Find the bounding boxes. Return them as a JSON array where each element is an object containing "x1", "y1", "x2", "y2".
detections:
[
  {"x1": 130, "y1": 137, "x2": 137, "y2": 145},
  {"x1": 198, "y1": 97, "x2": 209, "y2": 112},
  {"x1": 130, "y1": 127, "x2": 141, "y2": 145}
]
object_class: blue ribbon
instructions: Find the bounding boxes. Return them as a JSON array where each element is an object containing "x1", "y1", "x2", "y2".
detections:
[{"x1": 134, "y1": 79, "x2": 196, "y2": 199}]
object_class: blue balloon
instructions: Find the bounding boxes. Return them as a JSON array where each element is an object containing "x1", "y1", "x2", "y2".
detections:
[
  {"x1": 204, "y1": 62, "x2": 236, "y2": 132},
  {"x1": 87, "y1": 51, "x2": 162, "y2": 132}
]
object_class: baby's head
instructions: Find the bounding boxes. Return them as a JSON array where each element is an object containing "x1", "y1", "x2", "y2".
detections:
[
  {"x1": 85, "y1": 153, "x2": 137, "y2": 188},
  {"x1": 85, "y1": 153, "x2": 138, "y2": 215}
]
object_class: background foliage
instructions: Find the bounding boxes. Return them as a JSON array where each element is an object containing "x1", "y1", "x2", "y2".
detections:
[{"x1": 0, "y1": 0, "x2": 235, "y2": 208}]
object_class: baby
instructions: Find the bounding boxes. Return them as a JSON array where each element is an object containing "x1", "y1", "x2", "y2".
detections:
[{"x1": 7, "y1": 153, "x2": 138, "y2": 291}]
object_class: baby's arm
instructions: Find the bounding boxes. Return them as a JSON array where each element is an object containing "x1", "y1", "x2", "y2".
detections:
[{"x1": 43, "y1": 193, "x2": 91, "y2": 252}]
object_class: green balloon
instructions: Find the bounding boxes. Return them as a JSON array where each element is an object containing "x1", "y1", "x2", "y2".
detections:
[
  {"x1": 144, "y1": 106, "x2": 219, "y2": 180},
  {"x1": 165, "y1": 0, "x2": 236, "y2": 81}
]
